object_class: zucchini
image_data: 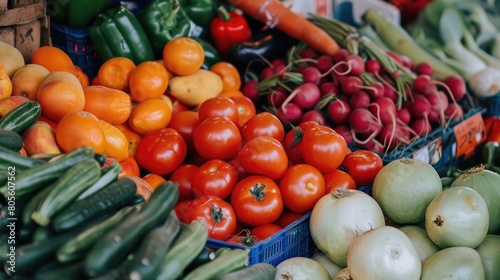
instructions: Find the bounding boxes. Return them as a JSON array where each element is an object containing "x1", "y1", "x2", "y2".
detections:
[
  {"x1": 21, "y1": 182, "x2": 56, "y2": 226},
  {"x1": 84, "y1": 181, "x2": 179, "y2": 278},
  {"x1": 31, "y1": 226, "x2": 54, "y2": 243},
  {"x1": 0, "y1": 128, "x2": 23, "y2": 151},
  {"x1": 0, "y1": 147, "x2": 95, "y2": 199},
  {"x1": 34, "y1": 260, "x2": 85, "y2": 280},
  {"x1": 184, "y1": 246, "x2": 217, "y2": 273},
  {"x1": 183, "y1": 248, "x2": 250, "y2": 280},
  {"x1": 31, "y1": 158, "x2": 101, "y2": 227},
  {"x1": 215, "y1": 263, "x2": 277, "y2": 280},
  {"x1": 76, "y1": 160, "x2": 122, "y2": 200},
  {"x1": 57, "y1": 205, "x2": 140, "y2": 263},
  {"x1": 127, "y1": 210, "x2": 180, "y2": 279},
  {"x1": 155, "y1": 220, "x2": 209, "y2": 280},
  {"x1": 0, "y1": 145, "x2": 45, "y2": 170},
  {"x1": 0, "y1": 101, "x2": 42, "y2": 133},
  {"x1": 125, "y1": 194, "x2": 145, "y2": 206},
  {"x1": 52, "y1": 177, "x2": 136, "y2": 232},
  {"x1": 94, "y1": 153, "x2": 107, "y2": 166}
]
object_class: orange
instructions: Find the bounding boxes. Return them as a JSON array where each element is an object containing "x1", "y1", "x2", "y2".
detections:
[
  {"x1": 31, "y1": 46, "x2": 77, "y2": 75},
  {"x1": 114, "y1": 122, "x2": 142, "y2": 157},
  {"x1": 118, "y1": 157, "x2": 141, "y2": 177},
  {"x1": 55, "y1": 111, "x2": 106, "y2": 153},
  {"x1": 210, "y1": 62, "x2": 242, "y2": 91},
  {"x1": 142, "y1": 173, "x2": 167, "y2": 190},
  {"x1": 10, "y1": 64, "x2": 49, "y2": 101},
  {"x1": 99, "y1": 120, "x2": 129, "y2": 162},
  {"x1": 91, "y1": 76, "x2": 100, "y2": 85},
  {"x1": 37, "y1": 71, "x2": 85, "y2": 122},
  {"x1": 129, "y1": 61, "x2": 169, "y2": 102},
  {"x1": 163, "y1": 37, "x2": 204, "y2": 76},
  {"x1": 218, "y1": 90, "x2": 244, "y2": 98},
  {"x1": 74, "y1": 66, "x2": 89, "y2": 88},
  {"x1": 128, "y1": 98, "x2": 172, "y2": 135},
  {"x1": 97, "y1": 57, "x2": 135, "y2": 91},
  {"x1": 83, "y1": 85, "x2": 132, "y2": 125}
]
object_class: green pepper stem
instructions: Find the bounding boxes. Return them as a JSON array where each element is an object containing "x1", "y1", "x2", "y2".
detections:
[
  {"x1": 217, "y1": 5, "x2": 232, "y2": 22},
  {"x1": 165, "y1": 0, "x2": 181, "y2": 28}
]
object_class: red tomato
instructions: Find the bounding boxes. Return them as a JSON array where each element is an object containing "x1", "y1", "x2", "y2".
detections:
[
  {"x1": 241, "y1": 112, "x2": 285, "y2": 143},
  {"x1": 283, "y1": 121, "x2": 320, "y2": 164},
  {"x1": 274, "y1": 211, "x2": 304, "y2": 228},
  {"x1": 230, "y1": 95, "x2": 257, "y2": 127},
  {"x1": 250, "y1": 224, "x2": 282, "y2": 241},
  {"x1": 169, "y1": 164, "x2": 199, "y2": 201},
  {"x1": 185, "y1": 195, "x2": 237, "y2": 240},
  {"x1": 197, "y1": 96, "x2": 239, "y2": 124},
  {"x1": 167, "y1": 110, "x2": 200, "y2": 152},
  {"x1": 279, "y1": 164, "x2": 325, "y2": 213},
  {"x1": 228, "y1": 155, "x2": 249, "y2": 180},
  {"x1": 237, "y1": 136, "x2": 289, "y2": 180},
  {"x1": 323, "y1": 169, "x2": 357, "y2": 193},
  {"x1": 225, "y1": 230, "x2": 256, "y2": 246},
  {"x1": 135, "y1": 128, "x2": 187, "y2": 176},
  {"x1": 174, "y1": 199, "x2": 192, "y2": 223},
  {"x1": 341, "y1": 150, "x2": 384, "y2": 186},
  {"x1": 231, "y1": 175, "x2": 284, "y2": 227},
  {"x1": 193, "y1": 116, "x2": 242, "y2": 160},
  {"x1": 301, "y1": 125, "x2": 348, "y2": 173},
  {"x1": 191, "y1": 159, "x2": 238, "y2": 200}
]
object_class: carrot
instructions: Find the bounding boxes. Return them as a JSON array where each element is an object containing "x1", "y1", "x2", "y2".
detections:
[{"x1": 227, "y1": 0, "x2": 341, "y2": 56}]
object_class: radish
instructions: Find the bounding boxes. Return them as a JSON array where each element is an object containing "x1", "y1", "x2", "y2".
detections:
[
  {"x1": 333, "y1": 48, "x2": 350, "y2": 63},
  {"x1": 266, "y1": 88, "x2": 288, "y2": 107},
  {"x1": 242, "y1": 80, "x2": 259, "y2": 102},
  {"x1": 415, "y1": 62, "x2": 433, "y2": 76},
  {"x1": 408, "y1": 94, "x2": 432, "y2": 119},
  {"x1": 386, "y1": 51, "x2": 405, "y2": 66},
  {"x1": 316, "y1": 55, "x2": 333, "y2": 73},
  {"x1": 281, "y1": 83, "x2": 321, "y2": 110},
  {"x1": 444, "y1": 103, "x2": 464, "y2": 121},
  {"x1": 426, "y1": 90, "x2": 449, "y2": 126},
  {"x1": 320, "y1": 81, "x2": 339, "y2": 96},
  {"x1": 365, "y1": 59, "x2": 381, "y2": 74},
  {"x1": 298, "y1": 48, "x2": 318, "y2": 59},
  {"x1": 349, "y1": 91, "x2": 371, "y2": 110},
  {"x1": 367, "y1": 82, "x2": 385, "y2": 100},
  {"x1": 260, "y1": 67, "x2": 275, "y2": 80},
  {"x1": 410, "y1": 117, "x2": 432, "y2": 136},
  {"x1": 361, "y1": 139, "x2": 386, "y2": 154},
  {"x1": 368, "y1": 97, "x2": 397, "y2": 125},
  {"x1": 413, "y1": 74, "x2": 432, "y2": 93},
  {"x1": 396, "y1": 108, "x2": 411, "y2": 125},
  {"x1": 345, "y1": 54, "x2": 365, "y2": 76},
  {"x1": 277, "y1": 102, "x2": 303, "y2": 125},
  {"x1": 377, "y1": 122, "x2": 411, "y2": 151},
  {"x1": 301, "y1": 110, "x2": 326, "y2": 125},
  {"x1": 340, "y1": 76, "x2": 363, "y2": 95},
  {"x1": 383, "y1": 85, "x2": 397, "y2": 102},
  {"x1": 300, "y1": 66, "x2": 322, "y2": 85},
  {"x1": 333, "y1": 125, "x2": 353, "y2": 145},
  {"x1": 442, "y1": 75, "x2": 466, "y2": 101},
  {"x1": 327, "y1": 98, "x2": 351, "y2": 125},
  {"x1": 271, "y1": 59, "x2": 286, "y2": 68},
  {"x1": 348, "y1": 108, "x2": 381, "y2": 134}
]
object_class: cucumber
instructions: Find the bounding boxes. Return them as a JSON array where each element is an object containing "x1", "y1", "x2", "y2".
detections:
[
  {"x1": 183, "y1": 248, "x2": 250, "y2": 280},
  {"x1": 0, "y1": 101, "x2": 42, "y2": 133},
  {"x1": 127, "y1": 210, "x2": 180, "y2": 279},
  {"x1": 0, "y1": 147, "x2": 95, "y2": 199},
  {"x1": 76, "y1": 160, "x2": 122, "y2": 200},
  {"x1": 155, "y1": 220, "x2": 209, "y2": 280},
  {"x1": 52, "y1": 177, "x2": 136, "y2": 232},
  {"x1": 57, "y1": 205, "x2": 140, "y2": 263},
  {"x1": 215, "y1": 263, "x2": 277, "y2": 280},
  {"x1": 0, "y1": 145, "x2": 45, "y2": 170},
  {"x1": 84, "y1": 181, "x2": 179, "y2": 278},
  {"x1": 34, "y1": 260, "x2": 86, "y2": 280},
  {"x1": 0, "y1": 128, "x2": 23, "y2": 151},
  {"x1": 31, "y1": 158, "x2": 101, "y2": 227}
]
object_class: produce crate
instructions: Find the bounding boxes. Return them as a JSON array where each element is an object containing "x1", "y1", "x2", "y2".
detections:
[
  {"x1": 206, "y1": 211, "x2": 316, "y2": 266},
  {"x1": 50, "y1": 21, "x2": 102, "y2": 80},
  {"x1": 482, "y1": 94, "x2": 500, "y2": 117},
  {"x1": 0, "y1": 0, "x2": 50, "y2": 63}
]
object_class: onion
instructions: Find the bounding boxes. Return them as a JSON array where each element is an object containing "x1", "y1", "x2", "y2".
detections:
[
  {"x1": 311, "y1": 251, "x2": 343, "y2": 278},
  {"x1": 372, "y1": 158, "x2": 442, "y2": 224},
  {"x1": 450, "y1": 165, "x2": 500, "y2": 233},
  {"x1": 475, "y1": 234, "x2": 500, "y2": 279},
  {"x1": 333, "y1": 267, "x2": 352, "y2": 280},
  {"x1": 347, "y1": 226, "x2": 422, "y2": 280},
  {"x1": 310, "y1": 189, "x2": 385, "y2": 267},
  {"x1": 425, "y1": 186, "x2": 489, "y2": 249},
  {"x1": 421, "y1": 247, "x2": 485, "y2": 280},
  {"x1": 399, "y1": 225, "x2": 440, "y2": 265},
  {"x1": 275, "y1": 257, "x2": 330, "y2": 280}
]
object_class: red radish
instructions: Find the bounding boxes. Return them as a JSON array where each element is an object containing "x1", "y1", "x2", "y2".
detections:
[
  {"x1": 368, "y1": 97, "x2": 397, "y2": 125},
  {"x1": 341, "y1": 76, "x2": 363, "y2": 95},
  {"x1": 426, "y1": 90, "x2": 449, "y2": 125},
  {"x1": 316, "y1": 55, "x2": 333, "y2": 73},
  {"x1": 320, "y1": 82, "x2": 339, "y2": 96},
  {"x1": 377, "y1": 122, "x2": 411, "y2": 151},
  {"x1": 386, "y1": 51, "x2": 404, "y2": 66},
  {"x1": 274, "y1": 64, "x2": 287, "y2": 78},
  {"x1": 277, "y1": 102, "x2": 303, "y2": 125},
  {"x1": 383, "y1": 85, "x2": 397, "y2": 102},
  {"x1": 260, "y1": 67, "x2": 275, "y2": 80},
  {"x1": 442, "y1": 75, "x2": 466, "y2": 101},
  {"x1": 327, "y1": 98, "x2": 351, "y2": 125},
  {"x1": 415, "y1": 62, "x2": 433, "y2": 76},
  {"x1": 333, "y1": 49, "x2": 350, "y2": 63},
  {"x1": 333, "y1": 125, "x2": 353, "y2": 145},
  {"x1": 300, "y1": 66, "x2": 322, "y2": 85},
  {"x1": 332, "y1": 70, "x2": 348, "y2": 84},
  {"x1": 345, "y1": 54, "x2": 365, "y2": 76},
  {"x1": 300, "y1": 110, "x2": 326, "y2": 125},
  {"x1": 362, "y1": 139, "x2": 385, "y2": 154},
  {"x1": 445, "y1": 103, "x2": 464, "y2": 121},
  {"x1": 409, "y1": 94, "x2": 432, "y2": 119},
  {"x1": 365, "y1": 59, "x2": 381, "y2": 74},
  {"x1": 282, "y1": 83, "x2": 321, "y2": 110},
  {"x1": 298, "y1": 48, "x2": 318, "y2": 59},
  {"x1": 348, "y1": 108, "x2": 381, "y2": 133},
  {"x1": 349, "y1": 91, "x2": 371, "y2": 109},
  {"x1": 400, "y1": 54, "x2": 414, "y2": 70},
  {"x1": 396, "y1": 108, "x2": 411, "y2": 125},
  {"x1": 266, "y1": 88, "x2": 288, "y2": 107},
  {"x1": 242, "y1": 80, "x2": 259, "y2": 102},
  {"x1": 413, "y1": 74, "x2": 432, "y2": 93},
  {"x1": 367, "y1": 82, "x2": 385, "y2": 100},
  {"x1": 410, "y1": 117, "x2": 432, "y2": 136},
  {"x1": 272, "y1": 59, "x2": 286, "y2": 68}
]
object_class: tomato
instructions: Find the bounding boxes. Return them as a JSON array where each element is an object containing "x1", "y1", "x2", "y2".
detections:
[
  {"x1": 197, "y1": 96, "x2": 239, "y2": 124},
  {"x1": 230, "y1": 175, "x2": 283, "y2": 227},
  {"x1": 237, "y1": 136, "x2": 289, "y2": 180},
  {"x1": 274, "y1": 211, "x2": 304, "y2": 228},
  {"x1": 116, "y1": 156, "x2": 141, "y2": 177},
  {"x1": 250, "y1": 224, "x2": 282, "y2": 241},
  {"x1": 191, "y1": 159, "x2": 238, "y2": 200},
  {"x1": 229, "y1": 95, "x2": 256, "y2": 127},
  {"x1": 301, "y1": 125, "x2": 348, "y2": 173},
  {"x1": 283, "y1": 121, "x2": 320, "y2": 164},
  {"x1": 228, "y1": 155, "x2": 249, "y2": 180},
  {"x1": 323, "y1": 169, "x2": 357, "y2": 193},
  {"x1": 279, "y1": 164, "x2": 325, "y2": 213},
  {"x1": 241, "y1": 112, "x2": 285, "y2": 143},
  {"x1": 135, "y1": 128, "x2": 187, "y2": 176},
  {"x1": 169, "y1": 164, "x2": 199, "y2": 201},
  {"x1": 184, "y1": 195, "x2": 237, "y2": 240},
  {"x1": 341, "y1": 150, "x2": 384, "y2": 186},
  {"x1": 193, "y1": 116, "x2": 242, "y2": 160},
  {"x1": 174, "y1": 199, "x2": 192, "y2": 223},
  {"x1": 225, "y1": 230, "x2": 256, "y2": 246},
  {"x1": 167, "y1": 110, "x2": 200, "y2": 152}
]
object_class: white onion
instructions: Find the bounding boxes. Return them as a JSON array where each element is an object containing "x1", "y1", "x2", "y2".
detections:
[
  {"x1": 274, "y1": 257, "x2": 330, "y2": 280},
  {"x1": 311, "y1": 251, "x2": 343, "y2": 278},
  {"x1": 333, "y1": 267, "x2": 352, "y2": 280},
  {"x1": 310, "y1": 189, "x2": 385, "y2": 267},
  {"x1": 425, "y1": 186, "x2": 489, "y2": 249},
  {"x1": 399, "y1": 225, "x2": 440, "y2": 265},
  {"x1": 347, "y1": 226, "x2": 422, "y2": 280},
  {"x1": 421, "y1": 247, "x2": 485, "y2": 280},
  {"x1": 372, "y1": 158, "x2": 442, "y2": 225},
  {"x1": 475, "y1": 234, "x2": 500, "y2": 279}
]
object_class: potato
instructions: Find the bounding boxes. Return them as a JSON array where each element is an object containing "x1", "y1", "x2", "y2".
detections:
[{"x1": 169, "y1": 69, "x2": 223, "y2": 107}]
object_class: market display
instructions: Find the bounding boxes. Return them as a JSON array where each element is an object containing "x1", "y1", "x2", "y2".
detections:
[{"x1": 1, "y1": 0, "x2": 500, "y2": 279}]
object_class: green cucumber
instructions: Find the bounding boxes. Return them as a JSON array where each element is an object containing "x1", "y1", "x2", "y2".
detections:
[
  {"x1": 52, "y1": 177, "x2": 136, "y2": 232},
  {"x1": 0, "y1": 128, "x2": 23, "y2": 151},
  {"x1": 0, "y1": 101, "x2": 42, "y2": 133},
  {"x1": 155, "y1": 220, "x2": 209, "y2": 280},
  {"x1": 183, "y1": 248, "x2": 250, "y2": 280},
  {"x1": 31, "y1": 158, "x2": 101, "y2": 227},
  {"x1": 34, "y1": 260, "x2": 86, "y2": 280},
  {"x1": 76, "y1": 160, "x2": 122, "y2": 200},
  {"x1": 84, "y1": 181, "x2": 179, "y2": 278},
  {"x1": 127, "y1": 210, "x2": 180, "y2": 279},
  {"x1": 0, "y1": 147, "x2": 95, "y2": 199},
  {"x1": 215, "y1": 263, "x2": 277, "y2": 280},
  {"x1": 0, "y1": 145, "x2": 45, "y2": 169}
]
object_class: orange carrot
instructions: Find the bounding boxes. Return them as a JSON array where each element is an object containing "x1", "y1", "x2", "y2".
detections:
[{"x1": 228, "y1": 0, "x2": 341, "y2": 56}]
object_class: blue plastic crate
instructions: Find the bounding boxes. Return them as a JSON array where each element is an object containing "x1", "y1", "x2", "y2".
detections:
[
  {"x1": 483, "y1": 94, "x2": 500, "y2": 117},
  {"x1": 206, "y1": 211, "x2": 316, "y2": 266},
  {"x1": 50, "y1": 22, "x2": 102, "y2": 80}
]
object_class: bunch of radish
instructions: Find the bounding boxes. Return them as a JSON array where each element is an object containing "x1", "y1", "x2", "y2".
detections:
[{"x1": 241, "y1": 45, "x2": 470, "y2": 155}]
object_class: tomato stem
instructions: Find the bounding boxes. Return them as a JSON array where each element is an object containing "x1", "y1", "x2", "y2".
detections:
[
  {"x1": 250, "y1": 183, "x2": 266, "y2": 201},
  {"x1": 210, "y1": 203, "x2": 224, "y2": 226}
]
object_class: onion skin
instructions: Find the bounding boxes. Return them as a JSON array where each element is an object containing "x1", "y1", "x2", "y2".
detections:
[
  {"x1": 275, "y1": 257, "x2": 330, "y2": 280},
  {"x1": 311, "y1": 251, "x2": 343, "y2": 278},
  {"x1": 421, "y1": 247, "x2": 485, "y2": 280},
  {"x1": 399, "y1": 225, "x2": 440, "y2": 265},
  {"x1": 475, "y1": 234, "x2": 500, "y2": 280},
  {"x1": 425, "y1": 186, "x2": 489, "y2": 249}
]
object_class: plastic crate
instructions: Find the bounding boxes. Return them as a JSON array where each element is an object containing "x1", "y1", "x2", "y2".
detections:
[
  {"x1": 206, "y1": 211, "x2": 316, "y2": 267},
  {"x1": 50, "y1": 21, "x2": 102, "y2": 80},
  {"x1": 483, "y1": 94, "x2": 500, "y2": 117}
]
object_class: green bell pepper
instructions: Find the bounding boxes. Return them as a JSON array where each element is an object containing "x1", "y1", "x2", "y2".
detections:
[
  {"x1": 192, "y1": 37, "x2": 222, "y2": 69},
  {"x1": 138, "y1": 0, "x2": 196, "y2": 57},
  {"x1": 179, "y1": 0, "x2": 217, "y2": 39},
  {"x1": 89, "y1": 5, "x2": 155, "y2": 65},
  {"x1": 68, "y1": 0, "x2": 115, "y2": 28}
]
